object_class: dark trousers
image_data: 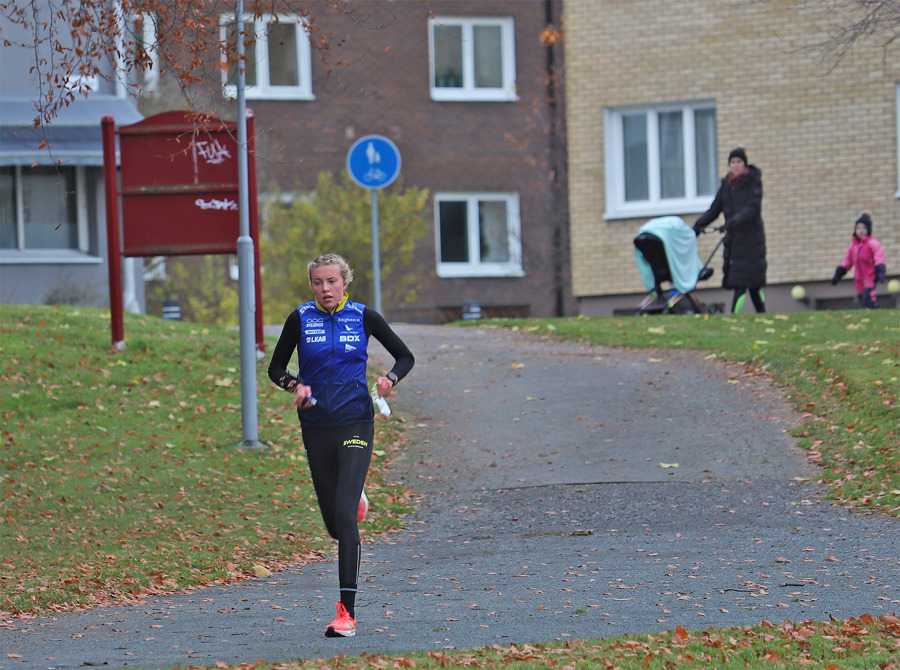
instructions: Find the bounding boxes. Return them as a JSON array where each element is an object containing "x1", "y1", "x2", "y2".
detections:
[
  {"x1": 858, "y1": 287, "x2": 878, "y2": 309},
  {"x1": 301, "y1": 422, "x2": 374, "y2": 594},
  {"x1": 731, "y1": 287, "x2": 766, "y2": 313}
]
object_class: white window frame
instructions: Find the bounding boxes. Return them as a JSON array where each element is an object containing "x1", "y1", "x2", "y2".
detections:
[
  {"x1": 110, "y1": 2, "x2": 160, "y2": 97},
  {"x1": 120, "y1": 7, "x2": 160, "y2": 96},
  {"x1": 434, "y1": 192, "x2": 523, "y2": 278},
  {"x1": 220, "y1": 13, "x2": 314, "y2": 101},
  {"x1": 428, "y1": 16, "x2": 517, "y2": 102},
  {"x1": 44, "y1": 0, "x2": 135, "y2": 99},
  {"x1": 0, "y1": 165, "x2": 99, "y2": 264},
  {"x1": 604, "y1": 101, "x2": 717, "y2": 219}
]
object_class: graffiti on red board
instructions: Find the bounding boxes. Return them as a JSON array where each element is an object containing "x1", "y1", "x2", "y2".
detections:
[
  {"x1": 195, "y1": 197, "x2": 238, "y2": 211},
  {"x1": 195, "y1": 139, "x2": 232, "y2": 165}
]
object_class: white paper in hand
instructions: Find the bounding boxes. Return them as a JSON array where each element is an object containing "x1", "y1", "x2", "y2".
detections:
[{"x1": 372, "y1": 384, "x2": 391, "y2": 416}]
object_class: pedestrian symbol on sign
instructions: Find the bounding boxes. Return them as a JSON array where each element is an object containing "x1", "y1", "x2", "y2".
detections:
[
  {"x1": 363, "y1": 141, "x2": 387, "y2": 183},
  {"x1": 346, "y1": 135, "x2": 401, "y2": 190}
]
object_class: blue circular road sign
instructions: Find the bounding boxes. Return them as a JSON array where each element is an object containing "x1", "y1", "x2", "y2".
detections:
[{"x1": 346, "y1": 135, "x2": 401, "y2": 190}]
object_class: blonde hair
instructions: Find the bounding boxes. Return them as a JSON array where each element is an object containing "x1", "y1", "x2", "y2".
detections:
[{"x1": 307, "y1": 253, "x2": 354, "y2": 285}]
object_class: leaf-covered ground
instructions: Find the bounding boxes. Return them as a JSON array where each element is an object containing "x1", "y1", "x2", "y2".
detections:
[
  {"x1": 162, "y1": 615, "x2": 900, "y2": 669},
  {"x1": 2, "y1": 305, "x2": 898, "y2": 670},
  {"x1": 0, "y1": 304, "x2": 413, "y2": 616}
]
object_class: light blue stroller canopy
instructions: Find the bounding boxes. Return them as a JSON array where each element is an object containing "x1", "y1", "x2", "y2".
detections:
[{"x1": 634, "y1": 216, "x2": 705, "y2": 295}]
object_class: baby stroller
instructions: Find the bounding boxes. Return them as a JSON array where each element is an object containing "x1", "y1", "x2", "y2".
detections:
[{"x1": 633, "y1": 216, "x2": 720, "y2": 315}]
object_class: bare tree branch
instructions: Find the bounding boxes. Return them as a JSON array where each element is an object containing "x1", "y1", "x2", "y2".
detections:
[
  {"x1": 770, "y1": 0, "x2": 900, "y2": 67},
  {"x1": 1, "y1": 0, "x2": 393, "y2": 132}
]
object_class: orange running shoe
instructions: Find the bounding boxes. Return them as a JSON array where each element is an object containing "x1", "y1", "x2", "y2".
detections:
[
  {"x1": 325, "y1": 602, "x2": 356, "y2": 637},
  {"x1": 357, "y1": 489, "x2": 369, "y2": 522}
]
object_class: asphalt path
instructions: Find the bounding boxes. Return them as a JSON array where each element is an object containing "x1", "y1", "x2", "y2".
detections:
[{"x1": 2, "y1": 324, "x2": 898, "y2": 669}]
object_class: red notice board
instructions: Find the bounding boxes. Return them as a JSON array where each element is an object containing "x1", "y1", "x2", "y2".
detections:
[
  {"x1": 118, "y1": 111, "x2": 243, "y2": 256},
  {"x1": 102, "y1": 110, "x2": 262, "y2": 349}
]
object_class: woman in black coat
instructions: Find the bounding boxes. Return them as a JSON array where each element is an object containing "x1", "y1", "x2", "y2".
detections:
[{"x1": 693, "y1": 147, "x2": 767, "y2": 313}]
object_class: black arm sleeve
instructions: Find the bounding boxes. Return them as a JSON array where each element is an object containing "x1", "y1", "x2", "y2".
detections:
[
  {"x1": 364, "y1": 309, "x2": 415, "y2": 382},
  {"x1": 267, "y1": 310, "x2": 302, "y2": 391},
  {"x1": 693, "y1": 184, "x2": 724, "y2": 234}
]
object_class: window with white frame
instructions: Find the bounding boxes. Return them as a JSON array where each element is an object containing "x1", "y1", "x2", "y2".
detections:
[
  {"x1": 604, "y1": 102, "x2": 717, "y2": 219},
  {"x1": 221, "y1": 14, "x2": 313, "y2": 100},
  {"x1": 429, "y1": 16, "x2": 517, "y2": 102},
  {"x1": 0, "y1": 166, "x2": 94, "y2": 258},
  {"x1": 435, "y1": 193, "x2": 523, "y2": 277},
  {"x1": 124, "y1": 9, "x2": 160, "y2": 96}
]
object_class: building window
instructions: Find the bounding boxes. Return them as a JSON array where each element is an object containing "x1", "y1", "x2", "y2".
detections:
[
  {"x1": 429, "y1": 16, "x2": 517, "y2": 102},
  {"x1": 604, "y1": 102, "x2": 717, "y2": 219},
  {"x1": 221, "y1": 14, "x2": 313, "y2": 100},
  {"x1": 0, "y1": 165, "x2": 94, "y2": 259},
  {"x1": 124, "y1": 9, "x2": 160, "y2": 96},
  {"x1": 435, "y1": 193, "x2": 523, "y2": 277}
]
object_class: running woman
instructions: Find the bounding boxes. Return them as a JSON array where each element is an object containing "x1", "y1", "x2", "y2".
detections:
[{"x1": 268, "y1": 253, "x2": 415, "y2": 638}]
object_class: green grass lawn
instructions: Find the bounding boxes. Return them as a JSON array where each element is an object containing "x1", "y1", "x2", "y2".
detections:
[
  {"x1": 1, "y1": 304, "x2": 897, "y2": 668},
  {"x1": 0, "y1": 304, "x2": 414, "y2": 615},
  {"x1": 195, "y1": 614, "x2": 900, "y2": 669}
]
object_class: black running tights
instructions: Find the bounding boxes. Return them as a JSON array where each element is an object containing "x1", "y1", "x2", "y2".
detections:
[{"x1": 301, "y1": 422, "x2": 374, "y2": 606}]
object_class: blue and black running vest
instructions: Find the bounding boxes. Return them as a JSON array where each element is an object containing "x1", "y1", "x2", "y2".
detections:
[{"x1": 295, "y1": 298, "x2": 372, "y2": 427}]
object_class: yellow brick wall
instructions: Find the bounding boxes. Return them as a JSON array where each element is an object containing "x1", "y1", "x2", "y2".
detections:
[{"x1": 565, "y1": 0, "x2": 900, "y2": 299}]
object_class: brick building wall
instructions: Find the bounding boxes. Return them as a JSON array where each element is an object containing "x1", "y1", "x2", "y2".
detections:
[
  {"x1": 240, "y1": 0, "x2": 572, "y2": 323},
  {"x1": 566, "y1": 0, "x2": 900, "y2": 314}
]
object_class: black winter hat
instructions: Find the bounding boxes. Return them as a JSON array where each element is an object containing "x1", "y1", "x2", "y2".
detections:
[
  {"x1": 854, "y1": 211, "x2": 873, "y2": 237},
  {"x1": 728, "y1": 147, "x2": 748, "y2": 164}
]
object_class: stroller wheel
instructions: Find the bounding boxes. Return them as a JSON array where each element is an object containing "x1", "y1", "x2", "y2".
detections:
[{"x1": 670, "y1": 293, "x2": 704, "y2": 314}]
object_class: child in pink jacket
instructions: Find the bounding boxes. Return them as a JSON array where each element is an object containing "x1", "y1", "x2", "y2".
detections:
[{"x1": 831, "y1": 211, "x2": 887, "y2": 308}]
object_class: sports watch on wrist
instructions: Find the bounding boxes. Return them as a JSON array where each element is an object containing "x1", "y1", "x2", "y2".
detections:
[{"x1": 386, "y1": 372, "x2": 399, "y2": 386}]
